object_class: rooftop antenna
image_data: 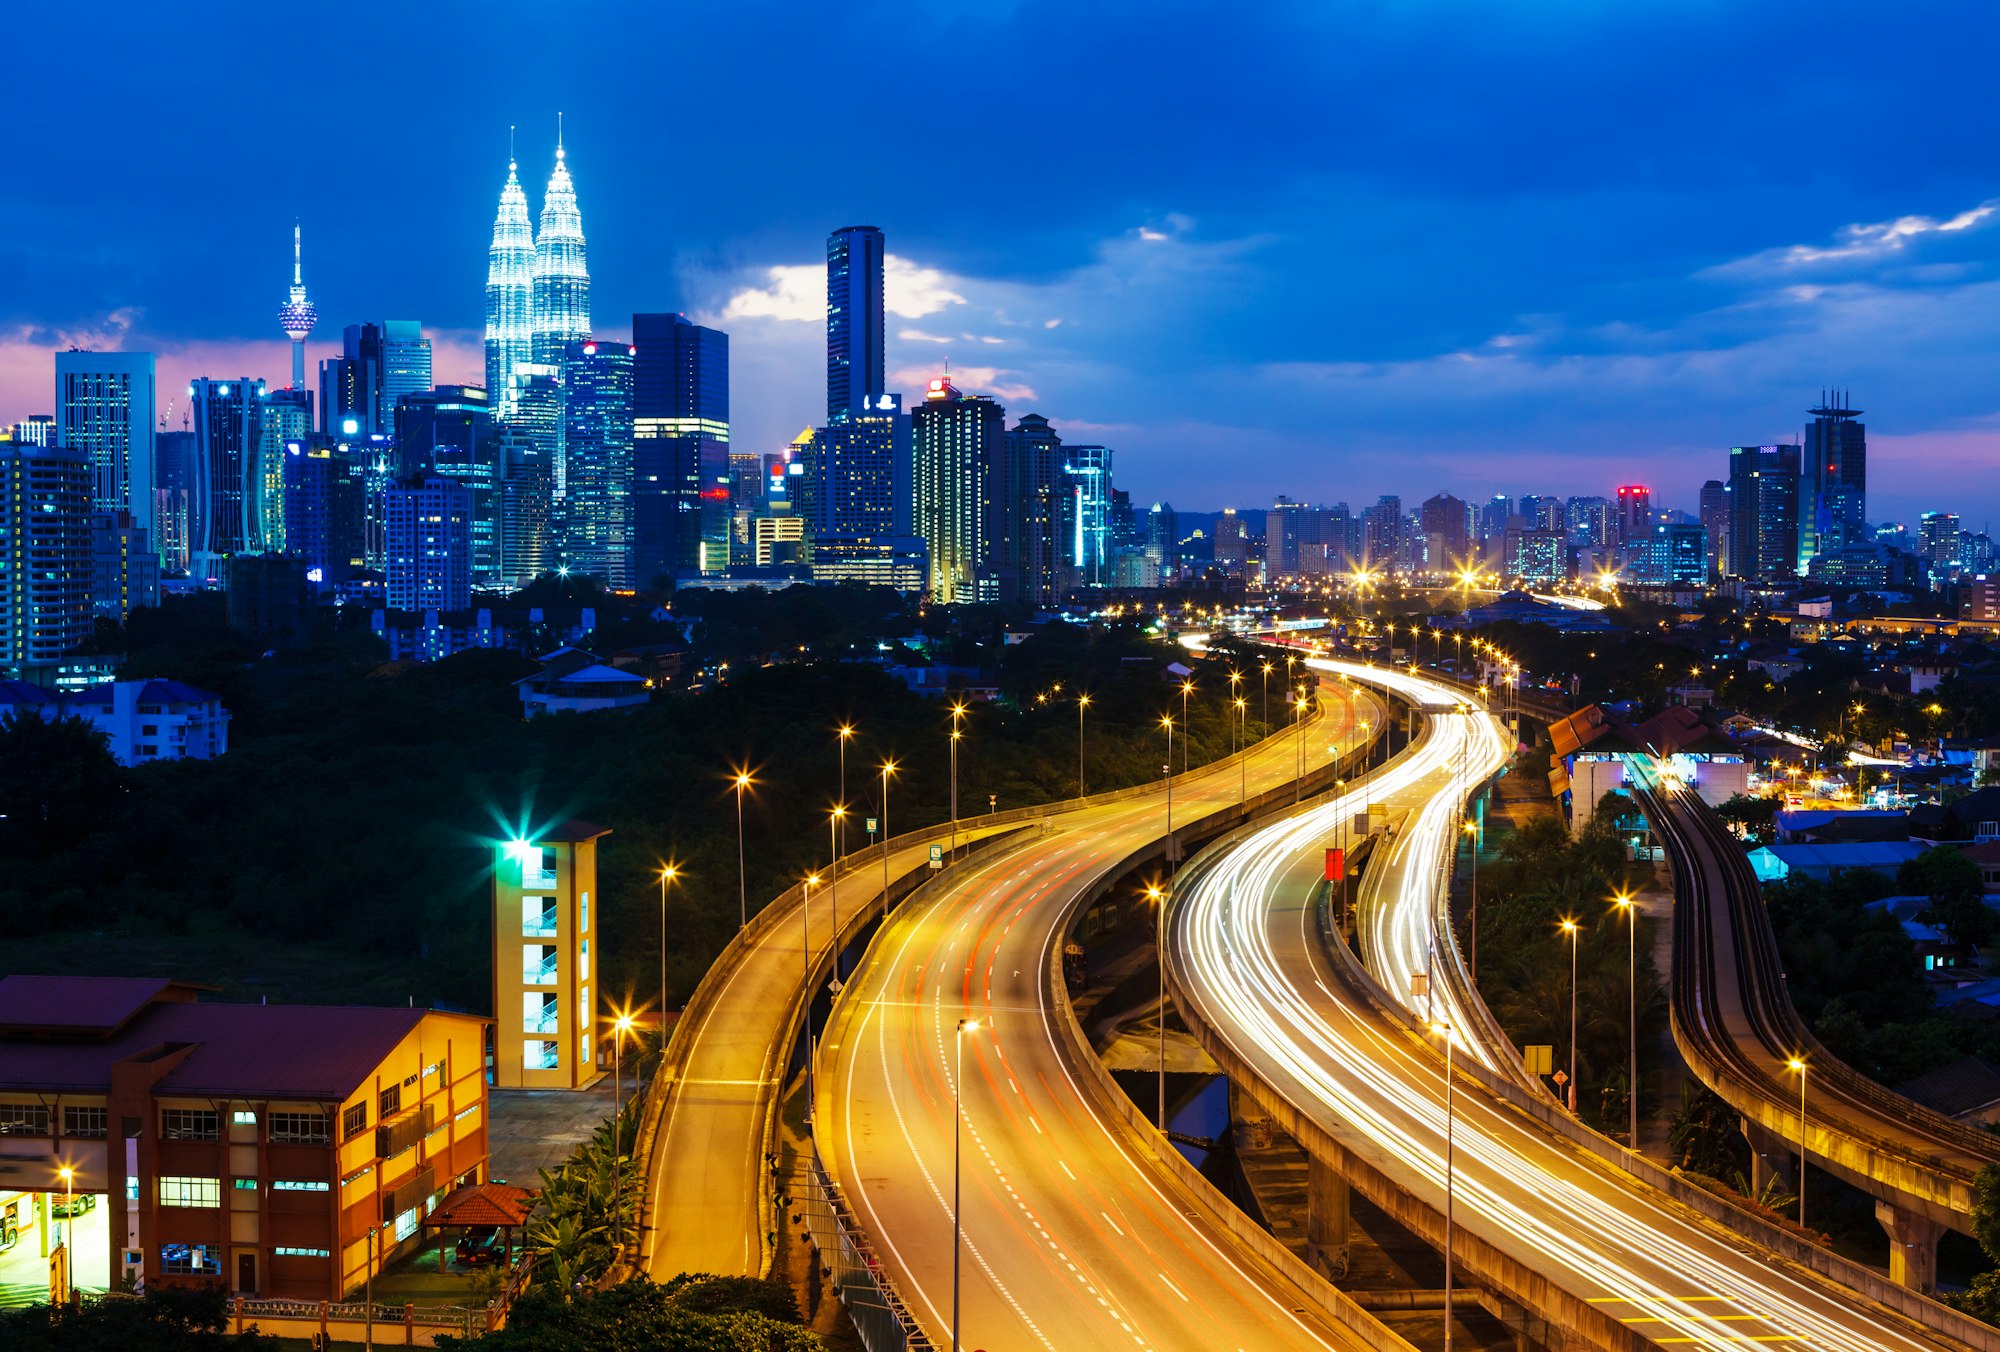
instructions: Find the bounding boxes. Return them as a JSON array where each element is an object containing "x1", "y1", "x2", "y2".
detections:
[
  {"x1": 509, "y1": 123, "x2": 516, "y2": 169},
  {"x1": 557, "y1": 110, "x2": 564, "y2": 158}
]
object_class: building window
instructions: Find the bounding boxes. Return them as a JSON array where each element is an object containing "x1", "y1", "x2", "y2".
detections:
[
  {"x1": 339, "y1": 1164, "x2": 374, "y2": 1189},
  {"x1": 272, "y1": 1179, "x2": 329, "y2": 1192},
  {"x1": 62, "y1": 1106, "x2": 107, "y2": 1138},
  {"x1": 268, "y1": 1111, "x2": 330, "y2": 1145},
  {"x1": 0, "y1": 1103, "x2": 51, "y2": 1136},
  {"x1": 524, "y1": 1040, "x2": 560, "y2": 1071},
  {"x1": 579, "y1": 986, "x2": 590, "y2": 1030},
  {"x1": 232, "y1": 1109, "x2": 257, "y2": 1126},
  {"x1": 158, "y1": 1176, "x2": 222, "y2": 1208},
  {"x1": 579, "y1": 939, "x2": 590, "y2": 982},
  {"x1": 524, "y1": 992, "x2": 558, "y2": 1035},
  {"x1": 275, "y1": 1246, "x2": 331, "y2": 1258},
  {"x1": 379, "y1": 1084, "x2": 401, "y2": 1119},
  {"x1": 341, "y1": 1103, "x2": 368, "y2": 1142},
  {"x1": 232, "y1": 1179, "x2": 258, "y2": 1192},
  {"x1": 160, "y1": 1109, "x2": 220, "y2": 1142},
  {"x1": 524, "y1": 944, "x2": 557, "y2": 985},
  {"x1": 161, "y1": 1243, "x2": 222, "y2": 1275},
  {"x1": 522, "y1": 896, "x2": 556, "y2": 937},
  {"x1": 394, "y1": 1207, "x2": 420, "y2": 1242},
  {"x1": 580, "y1": 891, "x2": 589, "y2": 932}
]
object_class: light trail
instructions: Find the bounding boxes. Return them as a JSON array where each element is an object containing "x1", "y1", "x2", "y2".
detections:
[{"x1": 1170, "y1": 659, "x2": 1944, "y2": 1352}]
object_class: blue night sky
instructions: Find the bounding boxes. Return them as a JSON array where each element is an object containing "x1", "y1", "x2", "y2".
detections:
[{"x1": 5, "y1": 0, "x2": 1999, "y2": 530}]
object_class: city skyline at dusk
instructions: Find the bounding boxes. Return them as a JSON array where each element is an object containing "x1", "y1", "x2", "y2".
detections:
[{"x1": 4, "y1": 1, "x2": 1999, "y2": 526}]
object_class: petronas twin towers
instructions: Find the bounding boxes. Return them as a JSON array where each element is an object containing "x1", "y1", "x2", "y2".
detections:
[{"x1": 484, "y1": 128, "x2": 590, "y2": 415}]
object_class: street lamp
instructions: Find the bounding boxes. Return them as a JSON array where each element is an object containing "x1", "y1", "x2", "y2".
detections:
[
  {"x1": 1560, "y1": 918, "x2": 1580, "y2": 1112},
  {"x1": 1159, "y1": 715, "x2": 1175, "y2": 872},
  {"x1": 1462, "y1": 822, "x2": 1479, "y2": 979},
  {"x1": 1428, "y1": 1017, "x2": 1457, "y2": 1352},
  {"x1": 657, "y1": 863, "x2": 680, "y2": 1042},
  {"x1": 1233, "y1": 697, "x2": 1248, "y2": 802},
  {"x1": 948, "y1": 702, "x2": 969, "y2": 859},
  {"x1": 1788, "y1": 1057, "x2": 1809, "y2": 1229},
  {"x1": 1179, "y1": 679, "x2": 1195, "y2": 775},
  {"x1": 954, "y1": 1018, "x2": 981, "y2": 1352},
  {"x1": 731, "y1": 770, "x2": 756, "y2": 929},
  {"x1": 828, "y1": 806, "x2": 847, "y2": 984},
  {"x1": 836, "y1": 724, "x2": 856, "y2": 856},
  {"x1": 1259, "y1": 659, "x2": 1272, "y2": 732},
  {"x1": 1076, "y1": 694, "x2": 1092, "y2": 797},
  {"x1": 58, "y1": 1164, "x2": 73, "y2": 1304},
  {"x1": 1613, "y1": 893, "x2": 1637, "y2": 1147},
  {"x1": 1146, "y1": 884, "x2": 1169, "y2": 1130},
  {"x1": 610, "y1": 1012, "x2": 636, "y2": 1248},
  {"x1": 880, "y1": 760, "x2": 898, "y2": 913}
]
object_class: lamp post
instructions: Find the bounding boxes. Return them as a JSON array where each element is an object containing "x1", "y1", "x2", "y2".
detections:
[
  {"x1": 1430, "y1": 1018, "x2": 1457, "y2": 1352},
  {"x1": 1076, "y1": 694, "x2": 1092, "y2": 797},
  {"x1": 1179, "y1": 679, "x2": 1194, "y2": 775},
  {"x1": 1260, "y1": 660, "x2": 1272, "y2": 733},
  {"x1": 1560, "y1": 918, "x2": 1580, "y2": 1112},
  {"x1": 829, "y1": 806, "x2": 847, "y2": 983},
  {"x1": 657, "y1": 863, "x2": 679, "y2": 1040},
  {"x1": 1462, "y1": 822, "x2": 1479, "y2": 979},
  {"x1": 732, "y1": 771, "x2": 755, "y2": 929},
  {"x1": 948, "y1": 702, "x2": 968, "y2": 860},
  {"x1": 1614, "y1": 893, "x2": 1637, "y2": 1146},
  {"x1": 954, "y1": 1018, "x2": 981, "y2": 1352},
  {"x1": 836, "y1": 724, "x2": 855, "y2": 856},
  {"x1": 1359, "y1": 719, "x2": 1374, "y2": 817},
  {"x1": 880, "y1": 760, "x2": 898, "y2": 914},
  {"x1": 58, "y1": 1164, "x2": 73, "y2": 1305},
  {"x1": 1788, "y1": 1057, "x2": 1808, "y2": 1229},
  {"x1": 1233, "y1": 697, "x2": 1247, "y2": 802},
  {"x1": 1160, "y1": 715, "x2": 1175, "y2": 873},
  {"x1": 610, "y1": 1012, "x2": 635, "y2": 1249},
  {"x1": 1146, "y1": 884, "x2": 1169, "y2": 1130}
]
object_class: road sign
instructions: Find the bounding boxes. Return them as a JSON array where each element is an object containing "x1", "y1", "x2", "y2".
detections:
[
  {"x1": 1552, "y1": 1069, "x2": 1569, "y2": 1087},
  {"x1": 928, "y1": 844, "x2": 944, "y2": 870},
  {"x1": 1524, "y1": 1044, "x2": 1553, "y2": 1076},
  {"x1": 1324, "y1": 847, "x2": 1345, "y2": 882},
  {"x1": 866, "y1": 817, "x2": 879, "y2": 834}
]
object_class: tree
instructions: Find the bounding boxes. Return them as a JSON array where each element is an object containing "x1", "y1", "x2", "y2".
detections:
[
  {"x1": 1667, "y1": 1081, "x2": 1747, "y2": 1180},
  {"x1": 0, "y1": 1288, "x2": 269, "y2": 1350},
  {"x1": 1901, "y1": 846, "x2": 1994, "y2": 948},
  {"x1": 1946, "y1": 1165, "x2": 2000, "y2": 1325},
  {"x1": 438, "y1": 1277, "x2": 823, "y2": 1351},
  {"x1": 0, "y1": 708, "x2": 125, "y2": 860}
]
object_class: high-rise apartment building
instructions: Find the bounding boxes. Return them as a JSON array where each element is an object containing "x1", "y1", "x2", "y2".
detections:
[
  {"x1": 88, "y1": 509, "x2": 159, "y2": 620},
  {"x1": 827, "y1": 226, "x2": 886, "y2": 423},
  {"x1": 1727, "y1": 445, "x2": 1801, "y2": 581},
  {"x1": 563, "y1": 342, "x2": 635, "y2": 587},
  {"x1": 1418, "y1": 493, "x2": 1472, "y2": 573},
  {"x1": 632, "y1": 313, "x2": 729, "y2": 585},
  {"x1": 281, "y1": 436, "x2": 367, "y2": 587},
  {"x1": 400, "y1": 386, "x2": 498, "y2": 586},
  {"x1": 258, "y1": 387, "x2": 314, "y2": 553},
  {"x1": 56, "y1": 350, "x2": 156, "y2": 542},
  {"x1": 1360, "y1": 496, "x2": 1401, "y2": 571},
  {"x1": 1614, "y1": 484, "x2": 1651, "y2": 547},
  {"x1": 1803, "y1": 392, "x2": 1865, "y2": 564},
  {"x1": 154, "y1": 429, "x2": 195, "y2": 575},
  {"x1": 1630, "y1": 523, "x2": 1707, "y2": 586},
  {"x1": 1060, "y1": 445, "x2": 1114, "y2": 591},
  {"x1": 1000, "y1": 414, "x2": 1067, "y2": 606},
  {"x1": 1504, "y1": 528, "x2": 1566, "y2": 584},
  {"x1": 1566, "y1": 496, "x2": 1612, "y2": 548},
  {"x1": 188, "y1": 378, "x2": 268, "y2": 581},
  {"x1": 1919, "y1": 512, "x2": 1962, "y2": 578},
  {"x1": 11, "y1": 415, "x2": 56, "y2": 446},
  {"x1": 485, "y1": 151, "x2": 535, "y2": 415},
  {"x1": 385, "y1": 470, "x2": 473, "y2": 612},
  {"x1": 320, "y1": 325, "x2": 382, "y2": 438},
  {"x1": 497, "y1": 428, "x2": 555, "y2": 589},
  {"x1": 529, "y1": 142, "x2": 589, "y2": 368},
  {"x1": 912, "y1": 375, "x2": 1003, "y2": 604},
  {"x1": 1, "y1": 443, "x2": 92, "y2": 672}
]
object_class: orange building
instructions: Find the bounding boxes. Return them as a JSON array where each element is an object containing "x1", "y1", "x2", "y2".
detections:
[
  {"x1": 0, "y1": 975, "x2": 488, "y2": 1300},
  {"x1": 491, "y1": 820, "x2": 609, "y2": 1090}
]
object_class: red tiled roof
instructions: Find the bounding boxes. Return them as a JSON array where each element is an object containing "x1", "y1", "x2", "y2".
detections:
[
  {"x1": 0, "y1": 975, "x2": 195, "y2": 1035},
  {"x1": 425, "y1": 1182, "x2": 538, "y2": 1229}
]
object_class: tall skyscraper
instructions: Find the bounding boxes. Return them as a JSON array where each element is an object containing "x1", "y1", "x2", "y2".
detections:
[
  {"x1": 1566, "y1": 496, "x2": 1612, "y2": 548},
  {"x1": 485, "y1": 147, "x2": 535, "y2": 415},
  {"x1": 497, "y1": 427, "x2": 554, "y2": 588},
  {"x1": 154, "y1": 428, "x2": 194, "y2": 575},
  {"x1": 1360, "y1": 495, "x2": 1401, "y2": 570},
  {"x1": 530, "y1": 137, "x2": 589, "y2": 368},
  {"x1": 188, "y1": 378, "x2": 268, "y2": 581},
  {"x1": 385, "y1": 470, "x2": 473, "y2": 612},
  {"x1": 999, "y1": 413, "x2": 1066, "y2": 606},
  {"x1": 1803, "y1": 391, "x2": 1866, "y2": 563},
  {"x1": 55, "y1": 350, "x2": 156, "y2": 542},
  {"x1": 1614, "y1": 484, "x2": 1651, "y2": 548},
  {"x1": 398, "y1": 386, "x2": 498, "y2": 587},
  {"x1": 1, "y1": 443, "x2": 92, "y2": 672},
  {"x1": 632, "y1": 313, "x2": 730, "y2": 586},
  {"x1": 320, "y1": 324, "x2": 382, "y2": 437},
  {"x1": 563, "y1": 342, "x2": 635, "y2": 587},
  {"x1": 380, "y1": 321, "x2": 433, "y2": 425},
  {"x1": 278, "y1": 223, "x2": 317, "y2": 392},
  {"x1": 912, "y1": 375, "x2": 1003, "y2": 604},
  {"x1": 1418, "y1": 492, "x2": 1472, "y2": 572},
  {"x1": 1918, "y1": 512, "x2": 1962, "y2": 575},
  {"x1": 827, "y1": 226, "x2": 886, "y2": 424},
  {"x1": 1698, "y1": 479, "x2": 1729, "y2": 580},
  {"x1": 1061, "y1": 445, "x2": 1113, "y2": 590},
  {"x1": 258, "y1": 387, "x2": 314, "y2": 552},
  {"x1": 282, "y1": 436, "x2": 367, "y2": 588},
  {"x1": 1727, "y1": 444, "x2": 1800, "y2": 581}
]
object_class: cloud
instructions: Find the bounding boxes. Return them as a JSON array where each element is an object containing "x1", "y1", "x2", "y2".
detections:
[
  {"x1": 898, "y1": 328, "x2": 951, "y2": 344},
  {"x1": 1707, "y1": 198, "x2": 2000, "y2": 277},
  {"x1": 888, "y1": 364, "x2": 1035, "y2": 405},
  {"x1": 721, "y1": 264, "x2": 822, "y2": 323},
  {"x1": 884, "y1": 256, "x2": 966, "y2": 318}
]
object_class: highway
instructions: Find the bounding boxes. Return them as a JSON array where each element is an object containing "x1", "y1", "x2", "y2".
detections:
[
  {"x1": 1167, "y1": 660, "x2": 1955, "y2": 1352},
  {"x1": 1642, "y1": 772, "x2": 2000, "y2": 1242},
  {"x1": 816, "y1": 694, "x2": 1384, "y2": 1352}
]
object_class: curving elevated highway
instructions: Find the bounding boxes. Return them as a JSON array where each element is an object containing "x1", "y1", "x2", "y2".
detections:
[
  {"x1": 1641, "y1": 771, "x2": 2000, "y2": 1289},
  {"x1": 1167, "y1": 660, "x2": 1970, "y2": 1351},
  {"x1": 814, "y1": 696, "x2": 1401, "y2": 1351}
]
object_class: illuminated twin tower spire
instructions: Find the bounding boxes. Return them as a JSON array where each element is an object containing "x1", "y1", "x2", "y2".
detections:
[{"x1": 484, "y1": 119, "x2": 591, "y2": 414}]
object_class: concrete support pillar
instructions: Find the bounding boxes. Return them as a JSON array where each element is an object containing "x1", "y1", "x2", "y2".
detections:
[
  {"x1": 1739, "y1": 1117, "x2": 1792, "y2": 1194},
  {"x1": 1874, "y1": 1200, "x2": 1945, "y2": 1294},
  {"x1": 1305, "y1": 1155, "x2": 1350, "y2": 1277}
]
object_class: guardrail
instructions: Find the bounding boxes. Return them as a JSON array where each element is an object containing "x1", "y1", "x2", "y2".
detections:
[{"x1": 785, "y1": 1149, "x2": 936, "y2": 1351}]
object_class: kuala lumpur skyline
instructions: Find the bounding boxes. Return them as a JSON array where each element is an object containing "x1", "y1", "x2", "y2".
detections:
[{"x1": 5, "y1": 1, "x2": 1999, "y2": 530}]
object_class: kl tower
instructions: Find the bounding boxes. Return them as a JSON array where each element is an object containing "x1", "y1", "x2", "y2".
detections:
[{"x1": 278, "y1": 222, "x2": 317, "y2": 390}]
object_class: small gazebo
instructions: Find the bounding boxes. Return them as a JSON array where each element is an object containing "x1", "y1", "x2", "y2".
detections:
[{"x1": 423, "y1": 1181, "x2": 538, "y2": 1270}]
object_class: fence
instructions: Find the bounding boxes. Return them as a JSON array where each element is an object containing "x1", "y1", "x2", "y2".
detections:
[{"x1": 785, "y1": 1150, "x2": 934, "y2": 1352}]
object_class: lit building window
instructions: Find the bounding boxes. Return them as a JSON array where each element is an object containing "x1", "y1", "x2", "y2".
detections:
[
  {"x1": 524, "y1": 1040, "x2": 560, "y2": 1071},
  {"x1": 159, "y1": 1176, "x2": 222, "y2": 1208}
]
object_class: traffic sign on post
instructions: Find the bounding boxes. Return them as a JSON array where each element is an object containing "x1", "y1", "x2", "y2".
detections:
[
  {"x1": 866, "y1": 817, "x2": 879, "y2": 835},
  {"x1": 1524, "y1": 1044, "x2": 1553, "y2": 1076},
  {"x1": 1324, "y1": 847, "x2": 1345, "y2": 882},
  {"x1": 928, "y1": 844, "x2": 944, "y2": 870}
]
